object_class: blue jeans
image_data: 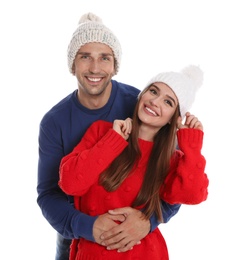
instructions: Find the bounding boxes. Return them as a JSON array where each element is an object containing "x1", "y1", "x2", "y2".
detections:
[{"x1": 55, "y1": 233, "x2": 72, "y2": 260}]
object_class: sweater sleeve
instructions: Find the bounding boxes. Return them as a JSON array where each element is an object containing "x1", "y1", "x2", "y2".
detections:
[
  {"x1": 160, "y1": 128, "x2": 209, "y2": 205},
  {"x1": 59, "y1": 120, "x2": 128, "y2": 196},
  {"x1": 37, "y1": 117, "x2": 97, "y2": 241}
]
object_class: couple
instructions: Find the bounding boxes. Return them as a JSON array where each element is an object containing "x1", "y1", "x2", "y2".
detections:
[{"x1": 37, "y1": 12, "x2": 208, "y2": 260}]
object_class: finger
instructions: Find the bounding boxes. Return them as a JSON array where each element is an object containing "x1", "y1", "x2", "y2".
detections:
[
  {"x1": 102, "y1": 234, "x2": 136, "y2": 251},
  {"x1": 185, "y1": 115, "x2": 198, "y2": 128},
  {"x1": 123, "y1": 119, "x2": 132, "y2": 135},
  {"x1": 108, "y1": 207, "x2": 131, "y2": 216},
  {"x1": 116, "y1": 240, "x2": 141, "y2": 252},
  {"x1": 195, "y1": 121, "x2": 203, "y2": 131},
  {"x1": 123, "y1": 123, "x2": 130, "y2": 135},
  {"x1": 107, "y1": 214, "x2": 126, "y2": 223},
  {"x1": 102, "y1": 232, "x2": 127, "y2": 248},
  {"x1": 113, "y1": 120, "x2": 124, "y2": 134},
  {"x1": 110, "y1": 239, "x2": 136, "y2": 252},
  {"x1": 177, "y1": 116, "x2": 184, "y2": 129},
  {"x1": 117, "y1": 241, "x2": 138, "y2": 252},
  {"x1": 184, "y1": 114, "x2": 194, "y2": 125},
  {"x1": 189, "y1": 117, "x2": 198, "y2": 128},
  {"x1": 177, "y1": 123, "x2": 185, "y2": 129},
  {"x1": 127, "y1": 121, "x2": 132, "y2": 134},
  {"x1": 100, "y1": 223, "x2": 124, "y2": 240}
]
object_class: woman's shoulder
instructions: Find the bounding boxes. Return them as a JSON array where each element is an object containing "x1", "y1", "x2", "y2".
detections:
[
  {"x1": 89, "y1": 120, "x2": 113, "y2": 133},
  {"x1": 84, "y1": 120, "x2": 113, "y2": 142}
]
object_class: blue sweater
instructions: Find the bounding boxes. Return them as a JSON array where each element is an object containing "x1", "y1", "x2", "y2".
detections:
[{"x1": 37, "y1": 79, "x2": 180, "y2": 241}]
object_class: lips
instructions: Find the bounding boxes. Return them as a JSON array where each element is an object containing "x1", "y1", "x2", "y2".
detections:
[
  {"x1": 145, "y1": 106, "x2": 158, "y2": 116},
  {"x1": 87, "y1": 77, "x2": 101, "y2": 82}
]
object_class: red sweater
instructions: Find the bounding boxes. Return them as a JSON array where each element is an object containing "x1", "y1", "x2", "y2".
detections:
[{"x1": 59, "y1": 120, "x2": 208, "y2": 260}]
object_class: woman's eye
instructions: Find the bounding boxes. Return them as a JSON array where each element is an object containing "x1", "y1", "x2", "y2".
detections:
[
  {"x1": 149, "y1": 89, "x2": 157, "y2": 95},
  {"x1": 165, "y1": 100, "x2": 172, "y2": 107}
]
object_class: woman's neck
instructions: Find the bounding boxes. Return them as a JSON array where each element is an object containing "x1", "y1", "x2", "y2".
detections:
[{"x1": 138, "y1": 125, "x2": 158, "y2": 142}]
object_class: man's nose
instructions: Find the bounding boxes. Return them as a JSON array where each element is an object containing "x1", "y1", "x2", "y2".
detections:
[{"x1": 89, "y1": 60, "x2": 101, "y2": 73}]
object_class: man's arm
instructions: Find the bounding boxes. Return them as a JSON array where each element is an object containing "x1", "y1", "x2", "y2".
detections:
[
  {"x1": 37, "y1": 125, "x2": 95, "y2": 240},
  {"x1": 37, "y1": 121, "x2": 135, "y2": 244},
  {"x1": 37, "y1": 120, "x2": 180, "y2": 249},
  {"x1": 37, "y1": 121, "x2": 107, "y2": 241},
  {"x1": 97, "y1": 203, "x2": 181, "y2": 252},
  {"x1": 155, "y1": 200, "x2": 181, "y2": 228}
]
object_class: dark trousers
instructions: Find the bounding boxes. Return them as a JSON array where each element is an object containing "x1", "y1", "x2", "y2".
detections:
[{"x1": 55, "y1": 233, "x2": 71, "y2": 260}]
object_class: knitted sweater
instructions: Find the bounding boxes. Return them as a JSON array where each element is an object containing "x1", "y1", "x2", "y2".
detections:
[
  {"x1": 37, "y1": 80, "x2": 180, "y2": 242},
  {"x1": 59, "y1": 120, "x2": 208, "y2": 260}
]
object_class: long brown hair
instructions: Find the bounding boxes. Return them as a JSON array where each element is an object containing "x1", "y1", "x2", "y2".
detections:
[{"x1": 99, "y1": 86, "x2": 180, "y2": 222}]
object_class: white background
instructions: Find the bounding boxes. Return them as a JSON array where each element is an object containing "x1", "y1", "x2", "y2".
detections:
[{"x1": 1, "y1": 0, "x2": 248, "y2": 259}]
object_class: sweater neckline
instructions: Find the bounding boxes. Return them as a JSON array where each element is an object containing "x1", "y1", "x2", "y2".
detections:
[{"x1": 138, "y1": 138, "x2": 154, "y2": 150}]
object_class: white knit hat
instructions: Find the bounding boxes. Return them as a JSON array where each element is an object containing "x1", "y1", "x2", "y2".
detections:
[
  {"x1": 146, "y1": 65, "x2": 203, "y2": 119},
  {"x1": 67, "y1": 12, "x2": 122, "y2": 74}
]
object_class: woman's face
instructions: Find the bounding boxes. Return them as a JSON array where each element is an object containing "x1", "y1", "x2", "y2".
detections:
[{"x1": 138, "y1": 82, "x2": 178, "y2": 130}]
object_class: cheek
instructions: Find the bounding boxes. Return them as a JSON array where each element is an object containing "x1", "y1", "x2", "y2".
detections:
[
  {"x1": 137, "y1": 105, "x2": 144, "y2": 120},
  {"x1": 161, "y1": 109, "x2": 175, "y2": 123}
]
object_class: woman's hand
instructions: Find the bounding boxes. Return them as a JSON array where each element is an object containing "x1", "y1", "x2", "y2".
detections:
[
  {"x1": 113, "y1": 118, "x2": 132, "y2": 140},
  {"x1": 177, "y1": 112, "x2": 203, "y2": 131}
]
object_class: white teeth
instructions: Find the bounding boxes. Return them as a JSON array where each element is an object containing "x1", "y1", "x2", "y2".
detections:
[
  {"x1": 145, "y1": 107, "x2": 157, "y2": 116},
  {"x1": 88, "y1": 78, "x2": 101, "y2": 82}
]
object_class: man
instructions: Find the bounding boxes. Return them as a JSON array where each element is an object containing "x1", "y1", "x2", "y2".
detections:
[{"x1": 37, "y1": 12, "x2": 180, "y2": 260}]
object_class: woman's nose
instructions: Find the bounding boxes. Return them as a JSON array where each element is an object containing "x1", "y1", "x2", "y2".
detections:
[{"x1": 150, "y1": 97, "x2": 159, "y2": 107}]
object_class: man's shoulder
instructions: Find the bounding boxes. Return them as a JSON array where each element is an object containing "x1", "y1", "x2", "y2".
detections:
[
  {"x1": 40, "y1": 91, "x2": 75, "y2": 124},
  {"x1": 112, "y1": 79, "x2": 140, "y2": 96}
]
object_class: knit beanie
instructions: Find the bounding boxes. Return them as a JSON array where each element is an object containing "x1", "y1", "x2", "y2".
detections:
[
  {"x1": 146, "y1": 65, "x2": 203, "y2": 119},
  {"x1": 67, "y1": 12, "x2": 122, "y2": 74}
]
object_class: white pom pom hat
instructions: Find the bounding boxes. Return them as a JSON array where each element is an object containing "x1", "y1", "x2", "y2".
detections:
[
  {"x1": 67, "y1": 12, "x2": 122, "y2": 74},
  {"x1": 146, "y1": 65, "x2": 204, "y2": 119}
]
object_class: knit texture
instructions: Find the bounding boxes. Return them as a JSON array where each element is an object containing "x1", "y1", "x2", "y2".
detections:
[
  {"x1": 37, "y1": 80, "x2": 141, "y2": 242},
  {"x1": 146, "y1": 65, "x2": 204, "y2": 119},
  {"x1": 59, "y1": 120, "x2": 208, "y2": 259},
  {"x1": 67, "y1": 12, "x2": 122, "y2": 74}
]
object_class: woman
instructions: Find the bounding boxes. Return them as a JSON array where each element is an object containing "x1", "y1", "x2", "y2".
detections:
[{"x1": 59, "y1": 65, "x2": 209, "y2": 259}]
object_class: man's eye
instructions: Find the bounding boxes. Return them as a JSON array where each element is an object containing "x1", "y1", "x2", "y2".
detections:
[{"x1": 102, "y1": 57, "x2": 110, "y2": 61}]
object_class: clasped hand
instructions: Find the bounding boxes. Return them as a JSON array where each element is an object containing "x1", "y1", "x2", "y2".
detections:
[
  {"x1": 177, "y1": 112, "x2": 203, "y2": 131},
  {"x1": 113, "y1": 118, "x2": 132, "y2": 140},
  {"x1": 93, "y1": 207, "x2": 150, "y2": 252}
]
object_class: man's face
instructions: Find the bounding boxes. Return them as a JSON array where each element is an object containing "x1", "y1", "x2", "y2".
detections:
[{"x1": 73, "y1": 42, "x2": 116, "y2": 97}]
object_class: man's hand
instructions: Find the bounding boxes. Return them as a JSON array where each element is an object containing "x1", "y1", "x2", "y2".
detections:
[
  {"x1": 93, "y1": 212, "x2": 126, "y2": 245},
  {"x1": 100, "y1": 207, "x2": 150, "y2": 252}
]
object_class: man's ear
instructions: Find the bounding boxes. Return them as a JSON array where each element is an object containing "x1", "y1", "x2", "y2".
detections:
[{"x1": 72, "y1": 64, "x2": 75, "y2": 75}]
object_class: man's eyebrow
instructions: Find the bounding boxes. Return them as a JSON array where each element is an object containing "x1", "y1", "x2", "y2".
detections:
[
  {"x1": 76, "y1": 51, "x2": 113, "y2": 56},
  {"x1": 76, "y1": 51, "x2": 90, "y2": 56},
  {"x1": 100, "y1": 53, "x2": 114, "y2": 57}
]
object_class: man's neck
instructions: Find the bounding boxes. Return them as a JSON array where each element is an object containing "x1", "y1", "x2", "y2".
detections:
[{"x1": 77, "y1": 86, "x2": 112, "y2": 109}]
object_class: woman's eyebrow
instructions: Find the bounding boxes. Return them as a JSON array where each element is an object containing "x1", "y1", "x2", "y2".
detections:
[{"x1": 151, "y1": 83, "x2": 177, "y2": 105}]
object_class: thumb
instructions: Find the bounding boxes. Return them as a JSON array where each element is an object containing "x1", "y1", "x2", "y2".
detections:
[
  {"x1": 177, "y1": 116, "x2": 184, "y2": 129},
  {"x1": 108, "y1": 207, "x2": 132, "y2": 216}
]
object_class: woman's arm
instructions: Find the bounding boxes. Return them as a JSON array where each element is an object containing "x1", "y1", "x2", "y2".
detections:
[
  {"x1": 161, "y1": 128, "x2": 209, "y2": 205},
  {"x1": 59, "y1": 120, "x2": 128, "y2": 195}
]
